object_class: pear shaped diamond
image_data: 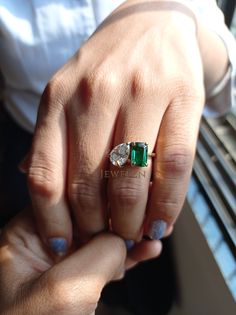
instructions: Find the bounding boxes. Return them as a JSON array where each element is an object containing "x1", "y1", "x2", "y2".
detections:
[{"x1": 109, "y1": 143, "x2": 130, "y2": 167}]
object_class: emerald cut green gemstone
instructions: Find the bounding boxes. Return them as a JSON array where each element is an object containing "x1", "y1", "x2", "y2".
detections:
[{"x1": 130, "y1": 142, "x2": 148, "y2": 167}]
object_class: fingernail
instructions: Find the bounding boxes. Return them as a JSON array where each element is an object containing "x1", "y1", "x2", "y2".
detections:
[
  {"x1": 147, "y1": 220, "x2": 167, "y2": 240},
  {"x1": 125, "y1": 240, "x2": 135, "y2": 250},
  {"x1": 48, "y1": 238, "x2": 68, "y2": 256},
  {"x1": 18, "y1": 154, "x2": 30, "y2": 173}
]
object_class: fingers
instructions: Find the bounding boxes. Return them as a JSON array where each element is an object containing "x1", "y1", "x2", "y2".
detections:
[
  {"x1": 27, "y1": 81, "x2": 72, "y2": 256},
  {"x1": 67, "y1": 73, "x2": 121, "y2": 242},
  {"x1": 41, "y1": 233, "x2": 126, "y2": 315},
  {"x1": 108, "y1": 74, "x2": 166, "y2": 241},
  {"x1": 0, "y1": 210, "x2": 53, "y2": 310},
  {"x1": 0, "y1": 213, "x2": 126, "y2": 315},
  {"x1": 125, "y1": 239, "x2": 162, "y2": 270},
  {"x1": 0, "y1": 210, "x2": 162, "y2": 315},
  {"x1": 144, "y1": 89, "x2": 204, "y2": 239}
]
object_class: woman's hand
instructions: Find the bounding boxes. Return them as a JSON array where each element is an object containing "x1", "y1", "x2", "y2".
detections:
[
  {"x1": 25, "y1": 0, "x2": 207, "y2": 254},
  {"x1": 0, "y1": 210, "x2": 162, "y2": 315}
]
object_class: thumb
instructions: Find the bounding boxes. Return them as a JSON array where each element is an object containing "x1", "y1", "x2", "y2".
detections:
[{"x1": 40, "y1": 233, "x2": 126, "y2": 315}]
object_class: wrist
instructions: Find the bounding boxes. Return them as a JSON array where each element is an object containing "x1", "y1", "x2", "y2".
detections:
[
  {"x1": 124, "y1": 0, "x2": 229, "y2": 100},
  {"x1": 124, "y1": 0, "x2": 198, "y2": 33},
  {"x1": 196, "y1": 20, "x2": 229, "y2": 99}
]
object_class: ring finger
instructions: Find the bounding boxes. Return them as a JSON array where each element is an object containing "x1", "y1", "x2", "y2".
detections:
[{"x1": 108, "y1": 82, "x2": 167, "y2": 241}]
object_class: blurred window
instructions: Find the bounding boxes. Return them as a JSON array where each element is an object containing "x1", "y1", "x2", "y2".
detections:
[{"x1": 187, "y1": 1, "x2": 236, "y2": 301}]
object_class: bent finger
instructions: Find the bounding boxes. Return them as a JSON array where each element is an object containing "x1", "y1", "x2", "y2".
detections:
[
  {"x1": 109, "y1": 75, "x2": 166, "y2": 240},
  {"x1": 67, "y1": 72, "x2": 121, "y2": 242},
  {"x1": 145, "y1": 89, "x2": 204, "y2": 239},
  {"x1": 125, "y1": 239, "x2": 162, "y2": 269},
  {"x1": 41, "y1": 233, "x2": 126, "y2": 314},
  {"x1": 27, "y1": 81, "x2": 72, "y2": 256}
]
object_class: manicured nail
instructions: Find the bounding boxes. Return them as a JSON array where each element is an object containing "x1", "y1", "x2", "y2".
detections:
[
  {"x1": 48, "y1": 238, "x2": 68, "y2": 256},
  {"x1": 18, "y1": 154, "x2": 30, "y2": 173},
  {"x1": 148, "y1": 220, "x2": 167, "y2": 240},
  {"x1": 125, "y1": 240, "x2": 135, "y2": 250}
]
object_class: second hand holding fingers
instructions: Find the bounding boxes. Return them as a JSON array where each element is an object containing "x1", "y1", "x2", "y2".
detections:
[{"x1": 0, "y1": 211, "x2": 163, "y2": 315}]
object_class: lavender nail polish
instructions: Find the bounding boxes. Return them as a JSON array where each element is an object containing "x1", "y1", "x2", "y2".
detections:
[
  {"x1": 148, "y1": 220, "x2": 167, "y2": 240},
  {"x1": 125, "y1": 240, "x2": 135, "y2": 250},
  {"x1": 48, "y1": 238, "x2": 68, "y2": 256}
]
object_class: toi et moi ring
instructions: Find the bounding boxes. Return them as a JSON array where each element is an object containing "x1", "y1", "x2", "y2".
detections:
[{"x1": 109, "y1": 142, "x2": 156, "y2": 168}]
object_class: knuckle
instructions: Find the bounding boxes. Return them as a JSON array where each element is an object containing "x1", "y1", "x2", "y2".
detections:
[
  {"x1": 80, "y1": 67, "x2": 119, "y2": 105},
  {"x1": 28, "y1": 161, "x2": 58, "y2": 199},
  {"x1": 41, "y1": 79, "x2": 65, "y2": 110},
  {"x1": 69, "y1": 179, "x2": 100, "y2": 212},
  {"x1": 130, "y1": 70, "x2": 151, "y2": 99},
  {"x1": 96, "y1": 69, "x2": 119, "y2": 94},
  {"x1": 158, "y1": 146, "x2": 193, "y2": 176},
  {"x1": 111, "y1": 181, "x2": 144, "y2": 207}
]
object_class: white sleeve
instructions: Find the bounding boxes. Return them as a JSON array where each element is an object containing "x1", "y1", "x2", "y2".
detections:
[{"x1": 188, "y1": 0, "x2": 236, "y2": 117}]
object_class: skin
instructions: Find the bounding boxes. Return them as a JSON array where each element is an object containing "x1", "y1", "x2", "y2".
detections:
[
  {"x1": 23, "y1": 0, "x2": 228, "y2": 251},
  {"x1": 0, "y1": 210, "x2": 162, "y2": 315}
]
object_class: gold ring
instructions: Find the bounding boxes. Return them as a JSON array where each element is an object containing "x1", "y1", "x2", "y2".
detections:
[{"x1": 109, "y1": 142, "x2": 155, "y2": 167}]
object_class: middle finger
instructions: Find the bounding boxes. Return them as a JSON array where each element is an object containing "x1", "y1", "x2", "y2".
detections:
[{"x1": 67, "y1": 74, "x2": 121, "y2": 242}]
